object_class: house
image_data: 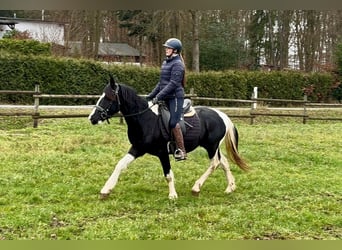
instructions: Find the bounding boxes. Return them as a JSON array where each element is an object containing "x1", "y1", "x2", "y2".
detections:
[
  {"x1": 68, "y1": 41, "x2": 144, "y2": 63},
  {"x1": 0, "y1": 17, "x2": 65, "y2": 45},
  {"x1": 0, "y1": 17, "x2": 144, "y2": 63}
]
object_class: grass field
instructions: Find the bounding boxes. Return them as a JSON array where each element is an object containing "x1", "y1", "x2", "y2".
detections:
[{"x1": 0, "y1": 112, "x2": 341, "y2": 240}]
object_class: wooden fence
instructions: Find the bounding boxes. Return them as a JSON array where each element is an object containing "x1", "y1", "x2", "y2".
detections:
[
  {"x1": 1, "y1": 85, "x2": 342, "y2": 127},
  {"x1": 192, "y1": 87, "x2": 342, "y2": 124}
]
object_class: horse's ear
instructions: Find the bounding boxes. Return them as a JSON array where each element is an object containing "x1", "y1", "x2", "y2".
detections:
[
  {"x1": 108, "y1": 74, "x2": 119, "y2": 96},
  {"x1": 109, "y1": 74, "x2": 116, "y2": 88}
]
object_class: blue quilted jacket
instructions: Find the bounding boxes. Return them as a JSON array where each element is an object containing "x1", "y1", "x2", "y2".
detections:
[{"x1": 147, "y1": 54, "x2": 185, "y2": 100}]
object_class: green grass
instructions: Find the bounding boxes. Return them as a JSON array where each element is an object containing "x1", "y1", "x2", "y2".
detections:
[{"x1": 0, "y1": 114, "x2": 341, "y2": 239}]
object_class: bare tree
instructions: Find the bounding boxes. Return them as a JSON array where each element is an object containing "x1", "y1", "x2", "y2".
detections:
[
  {"x1": 189, "y1": 10, "x2": 200, "y2": 72},
  {"x1": 16, "y1": 10, "x2": 342, "y2": 72},
  {"x1": 278, "y1": 10, "x2": 292, "y2": 69}
]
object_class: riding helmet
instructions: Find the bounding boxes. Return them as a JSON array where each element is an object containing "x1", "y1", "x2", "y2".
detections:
[{"x1": 163, "y1": 38, "x2": 182, "y2": 53}]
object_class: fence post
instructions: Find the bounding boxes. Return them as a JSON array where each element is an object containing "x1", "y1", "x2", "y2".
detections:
[
  {"x1": 303, "y1": 94, "x2": 307, "y2": 124},
  {"x1": 252, "y1": 87, "x2": 258, "y2": 110},
  {"x1": 33, "y1": 84, "x2": 40, "y2": 128},
  {"x1": 250, "y1": 87, "x2": 258, "y2": 124},
  {"x1": 189, "y1": 88, "x2": 195, "y2": 105}
]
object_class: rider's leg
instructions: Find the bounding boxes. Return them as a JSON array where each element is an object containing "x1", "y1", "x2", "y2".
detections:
[
  {"x1": 171, "y1": 123, "x2": 187, "y2": 160},
  {"x1": 169, "y1": 98, "x2": 187, "y2": 161}
]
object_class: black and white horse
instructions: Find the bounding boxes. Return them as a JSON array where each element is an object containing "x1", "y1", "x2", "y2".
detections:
[{"x1": 89, "y1": 76, "x2": 249, "y2": 199}]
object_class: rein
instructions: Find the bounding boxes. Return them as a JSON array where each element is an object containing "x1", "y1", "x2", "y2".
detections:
[
  {"x1": 94, "y1": 83, "x2": 156, "y2": 123},
  {"x1": 121, "y1": 105, "x2": 155, "y2": 117},
  {"x1": 95, "y1": 104, "x2": 154, "y2": 124},
  {"x1": 112, "y1": 83, "x2": 156, "y2": 118}
]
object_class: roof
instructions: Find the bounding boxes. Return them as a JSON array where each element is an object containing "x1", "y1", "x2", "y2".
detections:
[
  {"x1": 0, "y1": 20, "x2": 18, "y2": 25},
  {"x1": 0, "y1": 17, "x2": 66, "y2": 25},
  {"x1": 69, "y1": 42, "x2": 142, "y2": 57},
  {"x1": 98, "y1": 43, "x2": 141, "y2": 57}
]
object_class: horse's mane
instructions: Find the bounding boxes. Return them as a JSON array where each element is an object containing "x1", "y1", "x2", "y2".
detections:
[{"x1": 119, "y1": 84, "x2": 148, "y2": 111}]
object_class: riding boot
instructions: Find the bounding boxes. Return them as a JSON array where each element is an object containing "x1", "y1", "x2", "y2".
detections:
[{"x1": 171, "y1": 123, "x2": 187, "y2": 161}]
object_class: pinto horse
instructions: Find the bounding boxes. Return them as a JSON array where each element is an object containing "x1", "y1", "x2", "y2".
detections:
[{"x1": 88, "y1": 76, "x2": 249, "y2": 199}]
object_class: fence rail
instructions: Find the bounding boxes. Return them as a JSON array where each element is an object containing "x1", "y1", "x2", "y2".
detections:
[
  {"x1": 0, "y1": 90, "x2": 39, "y2": 95},
  {"x1": 192, "y1": 96, "x2": 255, "y2": 104},
  {"x1": 33, "y1": 94, "x2": 101, "y2": 99},
  {"x1": 1, "y1": 85, "x2": 342, "y2": 127}
]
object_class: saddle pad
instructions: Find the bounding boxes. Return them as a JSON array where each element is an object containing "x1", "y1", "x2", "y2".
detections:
[{"x1": 184, "y1": 106, "x2": 196, "y2": 117}]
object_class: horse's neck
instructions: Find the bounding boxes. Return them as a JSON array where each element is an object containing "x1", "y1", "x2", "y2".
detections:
[
  {"x1": 124, "y1": 104, "x2": 158, "y2": 141},
  {"x1": 119, "y1": 88, "x2": 148, "y2": 117},
  {"x1": 118, "y1": 87, "x2": 140, "y2": 115}
]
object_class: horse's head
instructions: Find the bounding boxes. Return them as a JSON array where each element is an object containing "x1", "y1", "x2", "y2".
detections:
[{"x1": 88, "y1": 76, "x2": 120, "y2": 125}]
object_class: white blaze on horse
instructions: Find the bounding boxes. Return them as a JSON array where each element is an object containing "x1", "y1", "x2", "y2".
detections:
[{"x1": 88, "y1": 75, "x2": 249, "y2": 200}]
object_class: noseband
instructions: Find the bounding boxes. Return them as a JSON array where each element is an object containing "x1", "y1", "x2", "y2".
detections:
[
  {"x1": 94, "y1": 82, "x2": 120, "y2": 124},
  {"x1": 95, "y1": 104, "x2": 112, "y2": 124}
]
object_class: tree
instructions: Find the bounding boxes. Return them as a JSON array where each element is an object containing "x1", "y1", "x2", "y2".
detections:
[
  {"x1": 7, "y1": 10, "x2": 342, "y2": 72},
  {"x1": 116, "y1": 10, "x2": 161, "y2": 65},
  {"x1": 199, "y1": 13, "x2": 246, "y2": 71},
  {"x1": 335, "y1": 42, "x2": 342, "y2": 75},
  {"x1": 189, "y1": 10, "x2": 200, "y2": 72},
  {"x1": 116, "y1": 10, "x2": 194, "y2": 66},
  {"x1": 332, "y1": 41, "x2": 342, "y2": 102},
  {"x1": 277, "y1": 10, "x2": 292, "y2": 69},
  {"x1": 293, "y1": 10, "x2": 326, "y2": 72},
  {"x1": 62, "y1": 10, "x2": 104, "y2": 59},
  {"x1": 247, "y1": 10, "x2": 268, "y2": 69}
]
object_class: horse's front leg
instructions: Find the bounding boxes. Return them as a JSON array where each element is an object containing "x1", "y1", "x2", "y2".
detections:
[
  {"x1": 100, "y1": 153, "x2": 135, "y2": 199},
  {"x1": 166, "y1": 169, "x2": 177, "y2": 199},
  {"x1": 159, "y1": 153, "x2": 178, "y2": 199}
]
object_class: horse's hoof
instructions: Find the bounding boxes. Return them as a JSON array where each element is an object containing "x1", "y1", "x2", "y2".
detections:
[
  {"x1": 191, "y1": 190, "x2": 200, "y2": 197},
  {"x1": 168, "y1": 194, "x2": 178, "y2": 200},
  {"x1": 225, "y1": 184, "x2": 236, "y2": 194},
  {"x1": 99, "y1": 193, "x2": 110, "y2": 200}
]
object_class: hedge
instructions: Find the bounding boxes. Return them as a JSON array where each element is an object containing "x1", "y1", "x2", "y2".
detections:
[
  {"x1": 242, "y1": 71, "x2": 334, "y2": 102},
  {"x1": 0, "y1": 54, "x2": 336, "y2": 105},
  {"x1": 185, "y1": 71, "x2": 334, "y2": 106},
  {"x1": 0, "y1": 39, "x2": 51, "y2": 56}
]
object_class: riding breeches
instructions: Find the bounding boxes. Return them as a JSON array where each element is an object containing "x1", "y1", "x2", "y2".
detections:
[{"x1": 166, "y1": 97, "x2": 184, "y2": 128}]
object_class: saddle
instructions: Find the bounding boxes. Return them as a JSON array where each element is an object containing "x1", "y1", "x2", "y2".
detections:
[
  {"x1": 158, "y1": 99, "x2": 194, "y2": 132},
  {"x1": 157, "y1": 99, "x2": 200, "y2": 155}
]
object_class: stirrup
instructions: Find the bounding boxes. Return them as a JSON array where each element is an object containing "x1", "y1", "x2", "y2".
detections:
[{"x1": 174, "y1": 149, "x2": 187, "y2": 161}]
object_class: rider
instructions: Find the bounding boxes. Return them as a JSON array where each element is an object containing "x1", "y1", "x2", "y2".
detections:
[{"x1": 146, "y1": 38, "x2": 187, "y2": 161}]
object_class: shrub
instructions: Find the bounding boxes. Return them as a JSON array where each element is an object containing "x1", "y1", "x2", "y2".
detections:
[
  {"x1": 332, "y1": 83, "x2": 342, "y2": 103},
  {"x1": 0, "y1": 54, "x2": 336, "y2": 105},
  {"x1": 0, "y1": 39, "x2": 51, "y2": 56}
]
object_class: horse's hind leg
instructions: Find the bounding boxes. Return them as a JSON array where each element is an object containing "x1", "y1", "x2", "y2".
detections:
[
  {"x1": 219, "y1": 154, "x2": 236, "y2": 194},
  {"x1": 191, "y1": 151, "x2": 220, "y2": 196}
]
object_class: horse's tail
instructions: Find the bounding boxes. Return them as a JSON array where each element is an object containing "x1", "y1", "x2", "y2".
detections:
[{"x1": 224, "y1": 125, "x2": 250, "y2": 172}]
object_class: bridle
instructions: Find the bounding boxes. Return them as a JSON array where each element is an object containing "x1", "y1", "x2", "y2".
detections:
[
  {"x1": 94, "y1": 83, "x2": 155, "y2": 123},
  {"x1": 94, "y1": 104, "x2": 112, "y2": 124}
]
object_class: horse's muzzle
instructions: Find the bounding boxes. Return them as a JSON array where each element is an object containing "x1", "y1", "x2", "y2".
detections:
[{"x1": 90, "y1": 119, "x2": 98, "y2": 125}]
